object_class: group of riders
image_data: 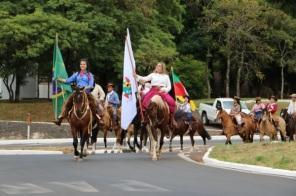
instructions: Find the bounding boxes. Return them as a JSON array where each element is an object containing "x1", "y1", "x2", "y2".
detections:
[
  {"x1": 53, "y1": 59, "x2": 183, "y2": 129},
  {"x1": 53, "y1": 58, "x2": 296, "y2": 137},
  {"x1": 229, "y1": 94, "x2": 296, "y2": 133}
]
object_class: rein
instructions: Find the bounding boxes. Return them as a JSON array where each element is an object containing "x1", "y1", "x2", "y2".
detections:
[{"x1": 72, "y1": 91, "x2": 93, "y2": 135}]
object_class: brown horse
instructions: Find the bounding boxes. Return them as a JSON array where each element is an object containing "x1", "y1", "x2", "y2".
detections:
[
  {"x1": 239, "y1": 113, "x2": 257, "y2": 143},
  {"x1": 146, "y1": 95, "x2": 170, "y2": 160},
  {"x1": 259, "y1": 109, "x2": 286, "y2": 142},
  {"x1": 169, "y1": 111, "x2": 211, "y2": 152},
  {"x1": 280, "y1": 109, "x2": 296, "y2": 141},
  {"x1": 101, "y1": 105, "x2": 122, "y2": 153},
  {"x1": 216, "y1": 109, "x2": 238, "y2": 144},
  {"x1": 68, "y1": 87, "x2": 93, "y2": 160}
]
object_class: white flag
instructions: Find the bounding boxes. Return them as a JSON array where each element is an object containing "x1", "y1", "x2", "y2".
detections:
[{"x1": 121, "y1": 28, "x2": 137, "y2": 130}]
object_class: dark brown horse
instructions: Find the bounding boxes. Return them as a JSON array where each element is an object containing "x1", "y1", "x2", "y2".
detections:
[
  {"x1": 169, "y1": 111, "x2": 211, "y2": 152},
  {"x1": 68, "y1": 87, "x2": 93, "y2": 160},
  {"x1": 146, "y1": 95, "x2": 170, "y2": 160},
  {"x1": 280, "y1": 109, "x2": 296, "y2": 141}
]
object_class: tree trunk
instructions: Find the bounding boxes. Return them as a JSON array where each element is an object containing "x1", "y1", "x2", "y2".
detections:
[
  {"x1": 3, "y1": 74, "x2": 15, "y2": 101},
  {"x1": 206, "y1": 49, "x2": 212, "y2": 99},
  {"x1": 280, "y1": 57, "x2": 284, "y2": 99},
  {"x1": 225, "y1": 53, "x2": 231, "y2": 97},
  {"x1": 236, "y1": 51, "x2": 244, "y2": 97},
  {"x1": 14, "y1": 74, "x2": 20, "y2": 102}
]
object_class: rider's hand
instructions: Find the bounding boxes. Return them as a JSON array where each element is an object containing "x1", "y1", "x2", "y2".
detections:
[{"x1": 57, "y1": 78, "x2": 66, "y2": 83}]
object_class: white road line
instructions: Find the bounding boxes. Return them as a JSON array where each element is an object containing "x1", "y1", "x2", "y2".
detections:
[
  {"x1": 0, "y1": 183, "x2": 53, "y2": 195},
  {"x1": 0, "y1": 150, "x2": 63, "y2": 155},
  {"x1": 49, "y1": 181, "x2": 99, "y2": 192},
  {"x1": 110, "y1": 180, "x2": 170, "y2": 192}
]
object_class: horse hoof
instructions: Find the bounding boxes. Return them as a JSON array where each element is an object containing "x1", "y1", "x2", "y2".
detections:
[
  {"x1": 90, "y1": 151, "x2": 96, "y2": 155},
  {"x1": 152, "y1": 157, "x2": 157, "y2": 161},
  {"x1": 104, "y1": 150, "x2": 108, "y2": 154},
  {"x1": 78, "y1": 158, "x2": 84, "y2": 162},
  {"x1": 73, "y1": 156, "x2": 79, "y2": 161},
  {"x1": 111, "y1": 150, "x2": 114, "y2": 154}
]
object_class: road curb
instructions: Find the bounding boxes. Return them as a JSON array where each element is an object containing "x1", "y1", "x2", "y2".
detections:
[{"x1": 203, "y1": 147, "x2": 296, "y2": 180}]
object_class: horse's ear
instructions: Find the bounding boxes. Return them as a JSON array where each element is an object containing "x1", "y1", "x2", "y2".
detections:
[
  {"x1": 71, "y1": 83, "x2": 77, "y2": 90},
  {"x1": 80, "y1": 87, "x2": 85, "y2": 91}
]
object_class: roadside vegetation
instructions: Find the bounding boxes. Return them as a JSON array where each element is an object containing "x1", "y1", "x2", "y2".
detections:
[{"x1": 210, "y1": 142, "x2": 296, "y2": 170}]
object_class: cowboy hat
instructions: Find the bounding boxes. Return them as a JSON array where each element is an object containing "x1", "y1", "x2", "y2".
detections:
[
  {"x1": 270, "y1": 95, "x2": 277, "y2": 101},
  {"x1": 290, "y1": 94, "x2": 296, "y2": 98},
  {"x1": 255, "y1": 96, "x2": 261, "y2": 101},
  {"x1": 233, "y1": 96, "x2": 241, "y2": 100},
  {"x1": 107, "y1": 82, "x2": 114, "y2": 87}
]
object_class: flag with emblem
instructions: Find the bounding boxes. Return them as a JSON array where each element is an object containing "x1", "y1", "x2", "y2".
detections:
[
  {"x1": 52, "y1": 34, "x2": 72, "y2": 119},
  {"x1": 121, "y1": 29, "x2": 137, "y2": 130},
  {"x1": 171, "y1": 67, "x2": 196, "y2": 111}
]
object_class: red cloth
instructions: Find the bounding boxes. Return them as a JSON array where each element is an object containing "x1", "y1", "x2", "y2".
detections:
[
  {"x1": 142, "y1": 87, "x2": 176, "y2": 113},
  {"x1": 267, "y1": 103, "x2": 278, "y2": 114}
]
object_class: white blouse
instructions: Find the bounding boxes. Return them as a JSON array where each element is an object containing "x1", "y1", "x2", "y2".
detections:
[
  {"x1": 137, "y1": 73, "x2": 171, "y2": 93},
  {"x1": 287, "y1": 101, "x2": 296, "y2": 114}
]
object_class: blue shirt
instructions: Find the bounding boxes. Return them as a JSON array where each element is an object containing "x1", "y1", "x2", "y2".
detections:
[
  {"x1": 66, "y1": 72, "x2": 94, "y2": 91},
  {"x1": 106, "y1": 90, "x2": 120, "y2": 107}
]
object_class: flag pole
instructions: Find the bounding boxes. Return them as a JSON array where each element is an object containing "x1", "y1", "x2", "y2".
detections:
[
  {"x1": 171, "y1": 66, "x2": 177, "y2": 101},
  {"x1": 125, "y1": 32, "x2": 144, "y2": 121},
  {"x1": 54, "y1": 33, "x2": 58, "y2": 120}
]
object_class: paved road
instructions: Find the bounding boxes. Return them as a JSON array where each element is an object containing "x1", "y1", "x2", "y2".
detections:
[{"x1": 0, "y1": 153, "x2": 295, "y2": 196}]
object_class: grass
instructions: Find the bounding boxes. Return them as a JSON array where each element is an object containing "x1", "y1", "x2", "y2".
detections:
[
  {"x1": 210, "y1": 142, "x2": 296, "y2": 170},
  {"x1": 0, "y1": 100, "x2": 53, "y2": 122}
]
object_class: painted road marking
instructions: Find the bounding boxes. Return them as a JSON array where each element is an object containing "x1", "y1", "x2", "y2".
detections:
[
  {"x1": 49, "y1": 181, "x2": 99, "y2": 192},
  {"x1": 111, "y1": 180, "x2": 170, "y2": 192},
  {"x1": 0, "y1": 183, "x2": 53, "y2": 195}
]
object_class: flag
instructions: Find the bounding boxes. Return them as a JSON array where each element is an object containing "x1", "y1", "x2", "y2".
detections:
[
  {"x1": 171, "y1": 68, "x2": 197, "y2": 111},
  {"x1": 121, "y1": 29, "x2": 138, "y2": 130},
  {"x1": 52, "y1": 34, "x2": 72, "y2": 119}
]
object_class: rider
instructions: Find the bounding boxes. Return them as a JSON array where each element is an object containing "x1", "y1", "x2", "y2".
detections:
[
  {"x1": 135, "y1": 62, "x2": 176, "y2": 127},
  {"x1": 178, "y1": 95, "x2": 193, "y2": 124},
  {"x1": 53, "y1": 58, "x2": 101, "y2": 126},
  {"x1": 251, "y1": 97, "x2": 265, "y2": 121},
  {"x1": 105, "y1": 83, "x2": 120, "y2": 126},
  {"x1": 266, "y1": 95, "x2": 280, "y2": 130},
  {"x1": 287, "y1": 94, "x2": 296, "y2": 117},
  {"x1": 230, "y1": 96, "x2": 244, "y2": 128}
]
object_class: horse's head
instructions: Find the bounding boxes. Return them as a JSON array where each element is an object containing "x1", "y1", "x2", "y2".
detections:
[
  {"x1": 216, "y1": 108, "x2": 226, "y2": 120},
  {"x1": 261, "y1": 109, "x2": 270, "y2": 123},
  {"x1": 73, "y1": 86, "x2": 85, "y2": 104},
  {"x1": 280, "y1": 108, "x2": 288, "y2": 121}
]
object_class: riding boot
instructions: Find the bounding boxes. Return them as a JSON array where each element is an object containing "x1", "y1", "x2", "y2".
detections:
[{"x1": 53, "y1": 116, "x2": 63, "y2": 126}]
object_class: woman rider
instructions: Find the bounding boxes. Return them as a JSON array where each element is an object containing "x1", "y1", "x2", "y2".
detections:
[
  {"x1": 53, "y1": 58, "x2": 101, "y2": 126},
  {"x1": 135, "y1": 62, "x2": 176, "y2": 127}
]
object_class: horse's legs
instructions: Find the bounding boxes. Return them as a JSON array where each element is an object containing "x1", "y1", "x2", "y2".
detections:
[
  {"x1": 158, "y1": 133, "x2": 165, "y2": 160},
  {"x1": 104, "y1": 129, "x2": 108, "y2": 153},
  {"x1": 189, "y1": 132, "x2": 195, "y2": 152},
  {"x1": 180, "y1": 134, "x2": 184, "y2": 152},
  {"x1": 80, "y1": 131, "x2": 89, "y2": 159},
  {"x1": 73, "y1": 137, "x2": 79, "y2": 157},
  {"x1": 169, "y1": 133, "x2": 176, "y2": 152}
]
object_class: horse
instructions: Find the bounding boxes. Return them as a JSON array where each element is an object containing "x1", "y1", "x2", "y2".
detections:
[
  {"x1": 145, "y1": 95, "x2": 170, "y2": 160},
  {"x1": 280, "y1": 109, "x2": 296, "y2": 141},
  {"x1": 239, "y1": 113, "x2": 257, "y2": 143},
  {"x1": 68, "y1": 87, "x2": 93, "y2": 160},
  {"x1": 259, "y1": 109, "x2": 286, "y2": 142},
  {"x1": 216, "y1": 109, "x2": 239, "y2": 144},
  {"x1": 169, "y1": 110, "x2": 211, "y2": 152},
  {"x1": 101, "y1": 105, "x2": 122, "y2": 153}
]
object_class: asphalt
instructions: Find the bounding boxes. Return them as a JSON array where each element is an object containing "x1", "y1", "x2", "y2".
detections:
[{"x1": 0, "y1": 153, "x2": 295, "y2": 196}]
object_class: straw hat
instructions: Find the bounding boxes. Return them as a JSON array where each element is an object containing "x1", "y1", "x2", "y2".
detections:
[
  {"x1": 290, "y1": 94, "x2": 296, "y2": 98},
  {"x1": 255, "y1": 96, "x2": 261, "y2": 101}
]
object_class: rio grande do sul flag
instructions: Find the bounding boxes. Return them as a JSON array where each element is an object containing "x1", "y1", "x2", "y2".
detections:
[
  {"x1": 171, "y1": 68, "x2": 196, "y2": 111},
  {"x1": 121, "y1": 29, "x2": 137, "y2": 130}
]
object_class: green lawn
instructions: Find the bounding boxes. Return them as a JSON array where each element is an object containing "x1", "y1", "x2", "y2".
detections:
[
  {"x1": 210, "y1": 142, "x2": 296, "y2": 170},
  {"x1": 0, "y1": 100, "x2": 53, "y2": 122}
]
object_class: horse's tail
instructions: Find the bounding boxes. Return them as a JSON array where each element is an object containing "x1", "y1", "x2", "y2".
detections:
[
  {"x1": 196, "y1": 124, "x2": 211, "y2": 140},
  {"x1": 203, "y1": 127, "x2": 212, "y2": 140}
]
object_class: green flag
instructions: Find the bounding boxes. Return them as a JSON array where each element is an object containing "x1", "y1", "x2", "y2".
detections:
[{"x1": 52, "y1": 35, "x2": 72, "y2": 119}]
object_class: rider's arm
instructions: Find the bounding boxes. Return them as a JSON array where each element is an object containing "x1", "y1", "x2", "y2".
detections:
[
  {"x1": 160, "y1": 75, "x2": 171, "y2": 93},
  {"x1": 84, "y1": 73, "x2": 94, "y2": 90},
  {"x1": 65, "y1": 72, "x2": 78, "y2": 84},
  {"x1": 287, "y1": 102, "x2": 293, "y2": 114},
  {"x1": 136, "y1": 73, "x2": 153, "y2": 83}
]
